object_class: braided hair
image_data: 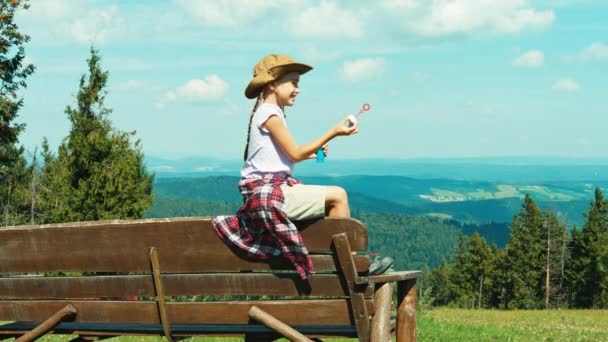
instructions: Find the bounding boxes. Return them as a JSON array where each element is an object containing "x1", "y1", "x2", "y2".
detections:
[{"x1": 243, "y1": 93, "x2": 264, "y2": 161}]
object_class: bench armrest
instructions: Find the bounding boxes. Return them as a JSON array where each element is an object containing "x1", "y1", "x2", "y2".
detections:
[{"x1": 355, "y1": 270, "x2": 421, "y2": 285}]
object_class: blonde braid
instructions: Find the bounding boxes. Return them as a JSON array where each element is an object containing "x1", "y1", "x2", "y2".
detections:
[{"x1": 243, "y1": 93, "x2": 264, "y2": 161}]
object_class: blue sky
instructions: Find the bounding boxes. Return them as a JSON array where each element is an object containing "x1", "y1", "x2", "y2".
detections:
[{"x1": 13, "y1": 0, "x2": 608, "y2": 160}]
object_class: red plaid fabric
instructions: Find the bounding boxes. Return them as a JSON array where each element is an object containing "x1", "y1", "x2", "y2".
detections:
[{"x1": 211, "y1": 174, "x2": 314, "y2": 279}]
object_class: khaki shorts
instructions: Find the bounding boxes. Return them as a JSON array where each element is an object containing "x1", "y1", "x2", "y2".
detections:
[{"x1": 280, "y1": 184, "x2": 326, "y2": 220}]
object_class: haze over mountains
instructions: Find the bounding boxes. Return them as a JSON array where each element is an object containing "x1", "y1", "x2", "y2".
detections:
[
  {"x1": 147, "y1": 156, "x2": 608, "y2": 227},
  {"x1": 147, "y1": 156, "x2": 608, "y2": 182}
]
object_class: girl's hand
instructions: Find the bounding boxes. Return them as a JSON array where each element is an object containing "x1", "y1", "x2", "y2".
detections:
[
  {"x1": 308, "y1": 144, "x2": 328, "y2": 159},
  {"x1": 334, "y1": 116, "x2": 359, "y2": 136}
]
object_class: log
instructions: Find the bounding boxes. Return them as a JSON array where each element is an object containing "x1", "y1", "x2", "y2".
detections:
[
  {"x1": 370, "y1": 282, "x2": 392, "y2": 342},
  {"x1": 15, "y1": 304, "x2": 77, "y2": 342},
  {"x1": 396, "y1": 279, "x2": 416, "y2": 342},
  {"x1": 248, "y1": 306, "x2": 314, "y2": 342}
]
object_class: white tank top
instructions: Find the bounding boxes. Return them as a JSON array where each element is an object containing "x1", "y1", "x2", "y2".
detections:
[{"x1": 241, "y1": 103, "x2": 294, "y2": 178}]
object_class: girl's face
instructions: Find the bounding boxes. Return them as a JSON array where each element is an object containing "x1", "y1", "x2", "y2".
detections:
[{"x1": 272, "y1": 72, "x2": 300, "y2": 107}]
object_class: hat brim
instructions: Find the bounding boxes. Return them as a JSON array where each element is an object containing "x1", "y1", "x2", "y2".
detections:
[{"x1": 245, "y1": 62, "x2": 313, "y2": 99}]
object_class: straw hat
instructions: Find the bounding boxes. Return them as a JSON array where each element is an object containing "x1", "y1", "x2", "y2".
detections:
[{"x1": 244, "y1": 54, "x2": 312, "y2": 99}]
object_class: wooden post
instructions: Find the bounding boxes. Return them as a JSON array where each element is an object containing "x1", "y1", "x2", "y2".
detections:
[
  {"x1": 16, "y1": 304, "x2": 77, "y2": 342},
  {"x1": 150, "y1": 247, "x2": 174, "y2": 342},
  {"x1": 371, "y1": 282, "x2": 392, "y2": 342},
  {"x1": 396, "y1": 279, "x2": 416, "y2": 342},
  {"x1": 332, "y1": 233, "x2": 371, "y2": 342},
  {"x1": 248, "y1": 306, "x2": 314, "y2": 342}
]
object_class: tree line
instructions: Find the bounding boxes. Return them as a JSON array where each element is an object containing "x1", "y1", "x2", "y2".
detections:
[
  {"x1": 422, "y1": 191, "x2": 608, "y2": 309},
  {"x1": 0, "y1": 1, "x2": 153, "y2": 226}
]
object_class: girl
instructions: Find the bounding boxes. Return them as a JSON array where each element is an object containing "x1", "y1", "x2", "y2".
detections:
[{"x1": 211, "y1": 54, "x2": 359, "y2": 279}]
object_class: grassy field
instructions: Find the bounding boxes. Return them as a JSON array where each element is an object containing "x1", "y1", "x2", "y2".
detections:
[
  {"x1": 4, "y1": 308, "x2": 608, "y2": 341},
  {"x1": 418, "y1": 308, "x2": 608, "y2": 341}
]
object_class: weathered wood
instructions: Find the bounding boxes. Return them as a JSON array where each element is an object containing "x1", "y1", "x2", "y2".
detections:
[
  {"x1": 149, "y1": 247, "x2": 173, "y2": 342},
  {"x1": 68, "y1": 336, "x2": 113, "y2": 342},
  {"x1": 396, "y1": 279, "x2": 416, "y2": 342},
  {"x1": 0, "y1": 218, "x2": 367, "y2": 274},
  {"x1": 0, "y1": 300, "x2": 373, "y2": 325},
  {"x1": 332, "y1": 233, "x2": 371, "y2": 342},
  {"x1": 248, "y1": 306, "x2": 314, "y2": 342},
  {"x1": 0, "y1": 273, "x2": 373, "y2": 299},
  {"x1": 0, "y1": 217, "x2": 419, "y2": 340},
  {"x1": 357, "y1": 271, "x2": 422, "y2": 285},
  {"x1": 0, "y1": 322, "x2": 359, "y2": 338},
  {"x1": 15, "y1": 304, "x2": 76, "y2": 342},
  {"x1": 370, "y1": 282, "x2": 392, "y2": 342}
]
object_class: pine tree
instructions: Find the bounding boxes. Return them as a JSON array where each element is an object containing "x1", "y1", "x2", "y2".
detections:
[
  {"x1": 504, "y1": 194, "x2": 545, "y2": 309},
  {"x1": 467, "y1": 233, "x2": 493, "y2": 308},
  {"x1": 485, "y1": 244, "x2": 506, "y2": 308},
  {"x1": 565, "y1": 224, "x2": 585, "y2": 306},
  {"x1": 572, "y1": 188, "x2": 608, "y2": 308},
  {"x1": 40, "y1": 47, "x2": 154, "y2": 223},
  {"x1": 0, "y1": 0, "x2": 34, "y2": 226},
  {"x1": 448, "y1": 234, "x2": 475, "y2": 307},
  {"x1": 445, "y1": 233, "x2": 493, "y2": 308},
  {"x1": 542, "y1": 210, "x2": 569, "y2": 308},
  {"x1": 428, "y1": 258, "x2": 454, "y2": 307}
]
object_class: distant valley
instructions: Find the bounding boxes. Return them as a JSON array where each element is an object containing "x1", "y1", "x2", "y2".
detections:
[{"x1": 144, "y1": 157, "x2": 608, "y2": 269}]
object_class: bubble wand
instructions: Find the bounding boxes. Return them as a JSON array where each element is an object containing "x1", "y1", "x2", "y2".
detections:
[
  {"x1": 345, "y1": 103, "x2": 371, "y2": 127},
  {"x1": 317, "y1": 103, "x2": 371, "y2": 163}
]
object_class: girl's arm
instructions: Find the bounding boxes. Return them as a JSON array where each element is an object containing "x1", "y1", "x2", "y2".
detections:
[{"x1": 264, "y1": 115, "x2": 358, "y2": 163}]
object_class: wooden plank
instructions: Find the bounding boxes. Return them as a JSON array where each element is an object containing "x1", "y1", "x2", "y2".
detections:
[
  {"x1": 0, "y1": 322, "x2": 359, "y2": 338},
  {"x1": 332, "y1": 233, "x2": 371, "y2": 342},
  {"x1": 0, "y1": 300, "x2": 373, "y2": 325},
  {"x1": 149, "y1": 247, "x2": 173, "y2": 342},
  {"x1": 357, "y1": 271, "x2": 422, "y2": 285},
  {"x1": 0, "y1": 218, "x2": 367, "y2": 274},
  {"x1": 0, "y1": 273, "x2": 373, "y2": 299}
]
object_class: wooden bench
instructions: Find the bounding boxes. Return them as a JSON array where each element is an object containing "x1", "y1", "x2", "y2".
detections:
[{"x1": 0, "y1": 217, "x2": 420, "y2": 341}]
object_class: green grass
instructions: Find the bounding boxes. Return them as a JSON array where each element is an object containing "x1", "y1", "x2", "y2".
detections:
[
  {"x1": 419, "y1": 308, "x2": 608, "y2": 341},
  {"x1": 4, "y1": 309, "x2": 608, "y2": 341}
]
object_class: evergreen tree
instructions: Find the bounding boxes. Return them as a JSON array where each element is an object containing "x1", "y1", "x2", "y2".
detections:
[
  {"x1": 0, "y1": 0, "x2": 34, "y2": 226},
  {"x1": 542, "y1": 210, "x2": 569, "y2": 308},
  {"x1": 504, "y1": 194, "x2": 545, "y2": 309},
  {"x1": 565, "y1": 224, "x2": 586, "y2": 306},
  {"x1": 40, "y1": 47, "x2": 154, "y2": 223},
  {"x1": 428, "y1": 258, "x2": 454, "y2": 307},
  {"x1": 572, "y1": 188, "x2": 608, "y2": 307},
  {"x1": 485, "y1": 244, "x2": 506, "y2": 308}
]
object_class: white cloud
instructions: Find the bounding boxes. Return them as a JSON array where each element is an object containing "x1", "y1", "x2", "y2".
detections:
[
  {"x1": 152, "y1": 165, "x2": 176, "y2": 172},
  {"x1": 579, "y1": 42, "x2": 608, "y2": 61},
  {"x1": 176, "y1": 0, "x2": 279, "y2": 28},
  {"x1": 406, "y1": 0, "x2": 554, "y2": 37},
  {"x1": 63, "y1": 6, "x2": 126, "y2": 44},
  {"x1": 290, "y1": 1, "x2": 363, "y2": 39},
  {"x1": 157, "y1": 75, "x2": 229, "y2": 108},
  {"x1": 552, "y1": 78, "x2": 580, "y2": 92},
  {"x1": 380, "y1": 0, "x2": 419, "y2": 11},
  {"x1": 110, "y1": 80, "x2": 157, "y2": 92},
  {"x1": 340, "y1": 58, "x2": 386, "y2": 82},
  {"x1": 25, "y1": 0, "x2": 73, "y2": 19},
  {"x1": 193, "y1": 166, "x2": 219, "y2": 172},
  {"x1": 17, "y1": 2, "x2": 126, "y2": 45},
  {"x1": 300, "y1": 46, "x2": 343, "y2": 63},
  {"x1": 512, "y1": 50, "x2": 544, "y2": 67}
]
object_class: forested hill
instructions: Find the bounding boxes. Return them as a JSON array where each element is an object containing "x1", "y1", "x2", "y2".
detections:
[
  {"x1": 151, "y1": 175, "x2": 595, "y2": 225},
  {"x1": 146, "y1": 175, "x2": 512, "y2": 269}
]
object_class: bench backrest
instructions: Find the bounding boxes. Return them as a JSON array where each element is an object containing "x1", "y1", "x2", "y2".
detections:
[{"x1": 0, "y1": 217, "x2": 371, "y2": 329}]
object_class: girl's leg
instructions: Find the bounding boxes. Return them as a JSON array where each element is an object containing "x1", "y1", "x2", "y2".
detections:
[{"x1": 325, "y1": 186, "x2": 350, "y2": 217}]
